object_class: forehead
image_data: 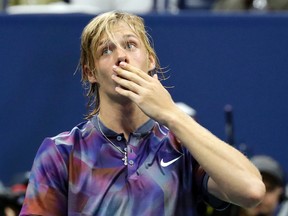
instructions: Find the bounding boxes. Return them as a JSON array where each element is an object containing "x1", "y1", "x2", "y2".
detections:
[{"x1": 99, "y1": 22, "x2": 140, "y2": 43}]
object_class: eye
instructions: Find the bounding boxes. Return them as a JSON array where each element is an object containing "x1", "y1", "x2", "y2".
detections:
[
  {"x1": 102, "y1": 47, "x2": 112, "y2": 55},
  {"x1": 125, "y1": 42, "x2": 136, "y2": 50}
]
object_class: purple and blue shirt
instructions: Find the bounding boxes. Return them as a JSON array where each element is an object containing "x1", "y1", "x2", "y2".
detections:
[{"x1": 20, "y1": 116, "x2": 227, "y2": 216}]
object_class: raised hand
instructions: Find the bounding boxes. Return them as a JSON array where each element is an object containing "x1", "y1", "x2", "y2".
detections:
[{"x1": 112, "y1": 62, "x2": 178, "y2": 125}]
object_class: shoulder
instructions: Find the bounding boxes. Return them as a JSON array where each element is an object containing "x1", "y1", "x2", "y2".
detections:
[
  {"x1": 30, "y1": 120, "x2": 96, "y2": 178},
  {"x1": 54, "y1": 120, "x2": 94, "y2": 141},
  {"x1": 36, "y1": 120, "x2": 95, "y2": 160},
  {"x1": 48, "y1": 120, "x2": 94, "y2": 147}
]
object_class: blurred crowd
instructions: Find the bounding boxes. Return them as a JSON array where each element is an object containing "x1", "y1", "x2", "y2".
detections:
[
  {"x1": 0, "y1": 172, "x2": 29, "y2": 216},
  {"x1": 1, "y1": 0, "x2": 288, "y2": 13}
]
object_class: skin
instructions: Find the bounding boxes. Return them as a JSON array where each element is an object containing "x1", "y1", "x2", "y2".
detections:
[
  {"x1": 239, "y1": 175, "x2": 283, "y2": 216},
  {"x1": 86, "y1": 22, "x2": 265, "y2": 208},
  {"x1": 5, "y1": 208, "x2": 17, "y2": 216}
]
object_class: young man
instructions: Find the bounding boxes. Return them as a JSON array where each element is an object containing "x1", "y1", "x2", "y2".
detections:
[{"x1": 20, "y1": 11, "x2": 265, "y2": 215}]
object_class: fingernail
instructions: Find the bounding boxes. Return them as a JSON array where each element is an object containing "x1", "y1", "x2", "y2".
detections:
[{"x1": 119, "y1": 62, "x2": 126, "y2": 67}]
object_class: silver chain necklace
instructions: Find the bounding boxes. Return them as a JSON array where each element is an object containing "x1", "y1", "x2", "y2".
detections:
[{"x1": 97, "y1": 116, "x2": 128, "y2": 166}]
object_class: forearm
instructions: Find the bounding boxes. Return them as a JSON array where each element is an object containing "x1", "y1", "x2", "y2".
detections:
[{"x1": 163, "y1": 108, "x2": 265, "y2": 207}]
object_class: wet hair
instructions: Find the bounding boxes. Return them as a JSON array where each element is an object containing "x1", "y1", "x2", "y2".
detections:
[{"x1": 80, "y1": 11, "x2": 161, "y2": 119}]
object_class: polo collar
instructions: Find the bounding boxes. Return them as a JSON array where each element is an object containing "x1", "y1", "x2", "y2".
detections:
[{"x1": 91, "y1": 115, "x2": 155, "y2": 138}]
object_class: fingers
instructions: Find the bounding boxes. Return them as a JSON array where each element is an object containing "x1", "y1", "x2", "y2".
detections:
[
  {"x1": 112, "y1": 62, "x2": 155, "y2": 94},
  {"x1": 112, "y1": 62, "x2": 152, "y2": 85},
  {"x1": 111, "y1": 63, "x2": 176, "y2": 123},
  {"x1": 112, "y1": 73, "x2": 141, "y2": 94},
  {"x1": 152, "y1": 73, "x2": 158, "y2": 80},
  {"x1": 114, "y1": 85, "x2": 139, "y2": 102},
  {"x1": 118, "y1": 62, "x2": 145, "y2": 78},
  {"x1": 111, "y1": 62, "x2": 163, "y2": 106}
]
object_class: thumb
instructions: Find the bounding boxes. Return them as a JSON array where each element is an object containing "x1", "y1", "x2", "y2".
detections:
[{"x1": 153, "y1": 73, "x2": 158, "y2": 80}]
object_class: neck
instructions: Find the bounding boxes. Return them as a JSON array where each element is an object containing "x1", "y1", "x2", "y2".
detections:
[{"x1": 98, "y1": 101, "x2": 149, "y2": 140}]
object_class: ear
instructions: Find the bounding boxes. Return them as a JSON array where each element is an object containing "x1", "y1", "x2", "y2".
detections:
[
  {"x1": 84, "y1": 65, "x2": 97, "y2": 83},
  {"x1": 148, "y1": 54, "x2": 156, "y2": 71}
]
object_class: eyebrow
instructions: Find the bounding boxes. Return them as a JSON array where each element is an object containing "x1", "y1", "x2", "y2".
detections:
[
  {"x1": 98, "y1": 34, "x2": 139, "y2": 47},
  {"x1": 123, "y1": 34, "x2": 138, "y2": 40}
]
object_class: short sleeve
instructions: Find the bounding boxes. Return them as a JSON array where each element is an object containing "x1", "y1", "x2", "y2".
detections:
[
  {"x1": 202, "y1": 174, "x2": 230, "y2": 210},
  {"x1": 20, "y1": 138, "x2": 69, "y2": 216}
]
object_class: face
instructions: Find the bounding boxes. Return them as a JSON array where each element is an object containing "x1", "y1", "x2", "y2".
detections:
[
  {"x1": 240, "y1": 174, "x2": 283, "y2": 216},
  {"x1": 87, "y1": 22, "x2": 155, "y2": 104}
]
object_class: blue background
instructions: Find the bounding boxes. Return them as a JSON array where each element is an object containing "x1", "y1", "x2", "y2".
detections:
[{"x1": 0, "y1": 12, "x2": 287, "y2": 185}]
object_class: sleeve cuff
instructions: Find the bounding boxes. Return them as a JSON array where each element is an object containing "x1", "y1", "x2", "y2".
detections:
[{"x1": 202, "y1": 174, "x2": 230, "y2": 210}]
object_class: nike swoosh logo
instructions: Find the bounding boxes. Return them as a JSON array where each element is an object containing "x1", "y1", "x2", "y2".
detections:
[{"x1": 160, "y1": 155, "x2": 182, "y2": 167}]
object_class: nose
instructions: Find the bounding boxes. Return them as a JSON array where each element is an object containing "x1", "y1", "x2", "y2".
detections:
[{"x1": 115, "y1": 48, "x2": 128, "y2": 66}]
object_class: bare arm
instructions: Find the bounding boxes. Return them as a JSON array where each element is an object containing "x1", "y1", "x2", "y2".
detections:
[
  {"x1": 112, "y1": 62, "x2": 265, "y2": 207},
  {"x1": 165, "y1": 110, "x2": 265, "y2": 207}
]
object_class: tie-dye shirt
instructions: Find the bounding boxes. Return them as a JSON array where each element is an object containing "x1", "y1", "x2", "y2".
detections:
[{"x1": 20, "y1": 116, "x2": 227, "y2": 216}]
